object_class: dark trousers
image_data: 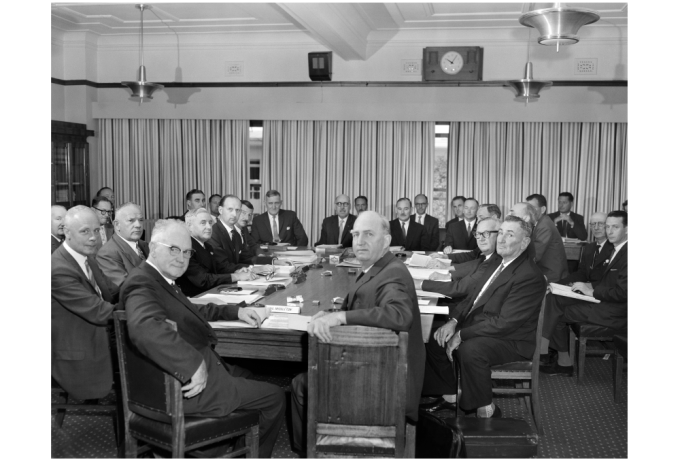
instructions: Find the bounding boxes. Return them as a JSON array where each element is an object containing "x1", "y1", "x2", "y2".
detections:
[
  {"x1": 422, "y1": 333, "x2": 458, "y2": 396},
  {"x1": 456, "y1": 337, "x2": 526, "y2": 411},
  {"x1": 541, "y1": 293, "x2": 584, "y2": 352},
  {"x1": 290, "y1": 372, "x2": 308, "y2": 452}
]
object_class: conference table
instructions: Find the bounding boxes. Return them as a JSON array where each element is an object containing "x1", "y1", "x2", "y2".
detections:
[{"x1": 198, "y1": 246, "x2": 442, "y2": 363}]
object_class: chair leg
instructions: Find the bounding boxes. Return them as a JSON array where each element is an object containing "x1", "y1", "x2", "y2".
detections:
[
  {"x1": 54, "y1": 392, "x2": 67, "y2": 428},
  {"x1": 245, "y1": 425, "x2": 259, "y2": 458},
  {"x1": 577, "y1": 337, "x2": 588, "y2": 385},
  {"x1": 124, "y1": 434, "x2": 138, "y2": 459},
  {"x1": 404, "y1": 423, "x2": 416, "y2": 458},
  {"x1": 521, "y1": 381, "x2": 532, "y2": 415},
  {"x1": 569, "y1": 328, "x2": 577, "y2": 379},
  {"x1": 613, "y1": 351, "x2": 624, "y2": 403}
]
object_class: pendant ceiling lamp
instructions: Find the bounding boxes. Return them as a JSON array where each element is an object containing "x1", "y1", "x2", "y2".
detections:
[
  {"x1": 508, "y1": 62, "x2": 552, "y2": 104},
  {"x1": 122, "y1": 4, "x2": 164, "y2": 99},
  {"x1": 519, "y1": 3, "x2": 600, "y2": 52}
]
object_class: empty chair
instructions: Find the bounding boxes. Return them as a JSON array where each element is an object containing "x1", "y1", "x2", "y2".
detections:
[{"x1": 569, "y1": 323, "x2": 624, "y2": 384}]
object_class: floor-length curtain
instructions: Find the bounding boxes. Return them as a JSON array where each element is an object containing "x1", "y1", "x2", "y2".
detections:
[
  {"x1": 263, "y1": 120, "x2": 436, "y2": 245},
  {"x1": 447, "y1": 121, "x2": 628, "y2": 239},
  {"x1": 97, "y1": 119, "x2": 249, "y2": 225}
]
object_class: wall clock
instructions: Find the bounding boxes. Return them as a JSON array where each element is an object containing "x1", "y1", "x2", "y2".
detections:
[{"x1": 422, "y1": 47, "x2": 484, "y2": 81}]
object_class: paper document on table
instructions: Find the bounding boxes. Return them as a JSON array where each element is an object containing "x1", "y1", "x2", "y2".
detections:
[
  {"x1": 316, "y1": 244, "x2": 343, "y2": 249},
  {"x1": 208, "y1": 321, "x2": 257, "y2": 329},
  {"x1": 337, "y1": 258, "x2": 362, "y2": 267},
  {"x1": 284, "y1": 250, "x2": 316, "y2": 256},
  {"x1": 408, "y1": 268, "x2": 451, "y2": 281},
  {"x1": 261, "y1": 314, "x2": 312, "y2": 332},
  {"x1": 238, "y1": 277, "x2": 293, "y2": 287},
  {"x1": 549, "y1": 283, "x2": 600, "y2": 303},
  {"x1": 277, "y1": 255, "x2": 318, "y2": 264},
  {"x1": 416, "y1": 290, "x2": 451, "y2": 299},
  {"x1": 419, "y1": 305, "x2": 449, "y2": 315},
  {"x1": 409, "y1": 253, "x2": 433, "y2": 267},
  {"x1": 449, "y1": 249, "x2": 473, "y2": 254},
  {"x1": 192, "y1": 293, "x2": 263, "y2": 305},
  {"x1": 418, "y1": 299, "x2": 434, "y2": 306}
]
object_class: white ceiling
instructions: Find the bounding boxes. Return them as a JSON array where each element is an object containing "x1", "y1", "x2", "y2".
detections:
[{"x1": 52, "y1": 3, "x2": 628, "y2": 60}]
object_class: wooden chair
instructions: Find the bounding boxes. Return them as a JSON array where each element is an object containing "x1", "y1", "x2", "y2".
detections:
[
  {"x1": 306, "y1": 326, "x2": 415, "y2": 458},
  {"x1": 487, "y1": 294, "x2": 547, "y2": 435},
  {"x1": 51, "y1": 377, "x2": 118, "y2": 429},
  {"x1": 612, "y1": 334, "x2": 627, "y2": 403},
  {"x1": 113, "y1": 311, "x2": 260, "y2": 458},
  {"x1": 569, "y1": 323, "x2": 624, "y2": 385}
]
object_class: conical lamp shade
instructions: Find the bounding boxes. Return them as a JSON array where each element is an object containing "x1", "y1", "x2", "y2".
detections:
[
  {"x1": 508, "y1": 62, "x2": 552, "y2": 100},
  {"x1": 122, "y1": 65, "x2": 164, "y2": 99},
  {"x1": 520, "y1": 6, "x2": 599, "y2": 48}
]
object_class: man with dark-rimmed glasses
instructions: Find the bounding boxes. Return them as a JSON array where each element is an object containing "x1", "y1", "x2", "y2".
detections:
[
  {"x1": 91, "y1": 196, "x2": 114, "y2": 250},
  {"x1": 314, "y1": 194, "x2": 356, "y2": 247}
]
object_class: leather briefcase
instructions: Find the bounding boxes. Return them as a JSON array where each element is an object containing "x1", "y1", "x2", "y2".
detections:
[{"x1": 415, "y1": 409, "x2": 466, "y2": 458}]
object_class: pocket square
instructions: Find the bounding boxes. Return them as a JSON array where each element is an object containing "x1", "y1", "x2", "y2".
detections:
[{"x1": 287, "y1": 226, "x2": 290, "y2": 230}]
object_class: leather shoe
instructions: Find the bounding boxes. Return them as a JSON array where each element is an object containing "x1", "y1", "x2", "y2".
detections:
[
  {"x1": 539, "y1": 362, "x2": 574, "y2": 377},
  {"x1": 539, "y1": 350, "x2": 557, "y2": 366},
  {"x1": 421, "y1": 397, "x2": 457, "y2": 413}
]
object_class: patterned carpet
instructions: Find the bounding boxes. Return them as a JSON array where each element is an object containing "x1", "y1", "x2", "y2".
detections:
[{"x1": 52, "y1": 351, "x2": 626, "y2": 458}]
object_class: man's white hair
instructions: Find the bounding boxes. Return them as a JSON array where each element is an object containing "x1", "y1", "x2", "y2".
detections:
[
  {"x1": 185, "y1": 207, "x2": 211, "y2": 226},
  {"x1": 151, "y1": 219, "x2": 188, "y2": 243}
]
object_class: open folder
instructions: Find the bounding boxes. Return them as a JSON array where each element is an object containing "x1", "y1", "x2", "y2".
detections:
[
  {"x1": 209, "y1": 305, "x2": 312, "y2": 331},
  {"x1": 548, "y1": 283, "x2": 600, "y2": 303}
]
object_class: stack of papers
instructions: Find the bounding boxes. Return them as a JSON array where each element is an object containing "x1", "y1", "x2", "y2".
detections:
[
  {"x1": 419, "y1": 305, "x2": 448, "y2": 315},
  {"x1": 192, "y1": 293, "x2": 263, "y2": 305},
  {"x1": 238, "y1": 277, "x2": 293, "y2": 287},
  {"x1": 208, "y1": 305, "x2": 312, "y2": 332},
  {"x1": 416, "y1": 290, "x2": 450, "y2": 299},
  {"x1": 408, "y1": 254, "x2": 452, "y2": 268},
  {"x1": 408, "y1": 268, "x2": 451, "y2": 281}
]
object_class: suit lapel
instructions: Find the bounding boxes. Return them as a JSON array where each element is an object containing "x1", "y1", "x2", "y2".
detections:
[
  {"x1": 329, "y1": 215, "x2": 339, "y2": 243},
  {"x1": 468, "y1": 253, "x2": 522, "y2": 312},
  {"x1": 347, "y1": 251, "x2": 392, "y2": 306},
  {"x1": 143, "y1": 262, "x2": 207, "y2": 322},
  {"x1": 58, "y1": 245, "x2": 99, "y2": 296},
  {"x1": 602, "y1": 242, "x2": 627, "y2": 275},
  {"x1": 114, "y1": 233, "x2": 139, "y2": 265}
]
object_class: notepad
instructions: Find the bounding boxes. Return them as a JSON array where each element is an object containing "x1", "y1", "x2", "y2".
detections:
[
  {"x1": 549, "y1": 283, "x2": 600, "y2": 303},
  {"x1": 408, "y1": 268, "x2": 451, "y2": 281},
  {"x1": 192, "y1": 293, "x2": 263, "y2": 305}
]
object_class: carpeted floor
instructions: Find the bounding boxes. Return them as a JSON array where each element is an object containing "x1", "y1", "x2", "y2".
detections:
[{"x1": 52, "y1": 351, "x2": 626, "y2": 458}]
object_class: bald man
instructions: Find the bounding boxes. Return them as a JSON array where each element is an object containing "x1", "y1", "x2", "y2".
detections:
[
  {"x1": 51, "y1": 205, "x2": 67, "y2": 253},
  {"x1": 314, "y1": 194, "x2": 357, "y2": 247},
  {"x1": 52, "y1": 206, "x2": 119, "y2": 400},
  {"x1": 121, "y1": 219, "x2": 285, "y2": 457},
  {"x1": 97, "y1": 202, "x2": 150, "y2": 287}
]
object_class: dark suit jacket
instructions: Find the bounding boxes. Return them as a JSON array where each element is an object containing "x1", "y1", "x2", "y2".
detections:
[
  {"x1": 177, "y1": 238, "x2": 234, "y2": 298},
  {"x1": 209, "y1": 220, "x2": 250, "y2": 274},
  {"x1": 389, "y1": 219, "x2": 427, "y2": 251},
  {"x1": 342, "y1": 252, "x2": 425, "y2": 422},
  {"x1": 452, "y1": 250, "x2": 546, "y2": 359},
  {"x1": 51, "y1": 235, "x2": 63, "y2": 254},
  {"x1": 239, "y1": 226, "x2": 259, "y2": 262},
  {"x1": 445, "y1": 248, "x2": 479, "y2": 263},
  {"x1": 586, "y1": 242, "x2": 628, "y2": 330},
  {"x1": 548, "y1": 211, "x2": 588, "y2": 240},
  {"x1": 315, "y1": 214, "x2": 357, "y2": 248},
  {"x1": 529, "y1": 214, "x2": 569, "y2": 283},
  {"x1": 96, "y1": 233, "x2": 150, "y2": 287},
  {"x1": 422, "y1": 253, "x2": 500, "y2": 308},
  {"x1": 560, "y1": 240, "x2": 614, "y2": 286},
  {"x1": 251, "y1": 210, "x2": 309, "y2": 247},
  {"x1": 443, "y1": 218, "x2": 479, "y2": 251},
  {"x1": 51, "y1": 244, "x2": 119, "y2": 399},
  {"x1": 94, "y1": 224, "x2": 115, "y2": 252},
  {"x1": 444, "y1": 217, "x2": 461, "y2": 233},
  {"x1": 410, "y1": 214, "x2": 440, "y2": 251},
  {"x1": 122, "y1": 262, "x2": 246, "y2": 417}
]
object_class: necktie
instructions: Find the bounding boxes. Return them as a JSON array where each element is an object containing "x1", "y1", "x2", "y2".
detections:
[
  {"x1": 338, "y1": 219, "x2": 345, "y2": 245},
  {"x1": 467, "y1": 222, "x2": 472, "y2": 236},
  {"x1": 467, "y1": 263, "x2": 504, "y2": 317},
  {"x1": 172, "y1": 283, "x2": 182, "y2": 295},
  {"x1": 100, "y1": 226, "x2": 107, "y2": 245},
  {"x1": 401, "y1": 221, "x2": 407, "y2": 240},
  {"x1": 272, "y1": 216, "x2": 280, "y2": 242},
  {"x1": 136, "y1": 245, "x2": 145, "y2": 261},
  {"x1": 590, "y1": 244, "x2": 602, "y2": 269},
  {"x1": 418, "y1": 215, "x2": 423, "y2": 225},
  {"x1": 84, "y1": 260, "x2": 102, "y2": 298},
  {"x1": 231, "y1": 229, "x2": 242, "y2": 257}
]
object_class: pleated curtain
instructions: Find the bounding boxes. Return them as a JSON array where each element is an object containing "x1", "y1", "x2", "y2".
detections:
[{"x1": 98, "y1": 119, "x2": 249, "y2": 233}]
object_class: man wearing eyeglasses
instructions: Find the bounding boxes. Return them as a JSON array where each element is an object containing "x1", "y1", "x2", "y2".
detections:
[
  {"x1": 91, "y1": 196, "x2": 114, "y2": 250},
  {"x1": 410, "y1": 194, "x2": 441, "y2": 251},
  {"x1": 314, "y1": 194, "x2": 357, "y2": 247},
  {"x1": 96, "y1": 202, "x2": 149, "y2": 287},
  {"x1": 121, "y1": 220, "x2": 285, "y2": 457}
]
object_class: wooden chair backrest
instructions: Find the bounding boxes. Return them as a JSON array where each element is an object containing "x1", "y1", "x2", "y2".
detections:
[{"x1": 532, "y1": 294, "x2": 548, "y2": 366}]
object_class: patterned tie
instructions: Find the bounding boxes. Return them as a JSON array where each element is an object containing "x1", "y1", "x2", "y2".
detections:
[
  {"x1": 136, "y1": 245, "x2": 145, "y2": 261},
  {"x1": 172, "y1": 283, "x2": 182, "y2": 295},
  {"x1": 272, "y1": 216, "x2": 280, "y2": 243},
  {"x1": 84, "y1": 260, "x2": 102, "y2": 298},
  {"x1": 401, "y1": 221, "x2": 407, "y2": 241},
  {"x1": 467, "y1": 263, "x2": 505, "y2": 317},
  {"x1": 231, "y1": 229, "x2": 242, "y2": 257},
  {"x1": 338, "y1": 219, "x2": 345, "y2": 245},
  {"x1": 100, "y1": 226, "x2": 107, "y2": 245}
]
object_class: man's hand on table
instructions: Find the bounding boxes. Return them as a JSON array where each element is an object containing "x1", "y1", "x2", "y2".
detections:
[
  {"x1": 235, "y1": 266, "x2": 251, "y2": 274},
  {"x1": 182, "y1": 360, "x2": 208, "y2": 398},
  {"x1": 238, "y1": 308, "x2": 262, "y2": 327},
  {"x1": 434, "y1": 320, "x2": 457, "y2": 347},
  {"x1": 307, "y1": 311, "x2": 347, "y2": 343},
  {"x1": 232, "y1": 270, "x2": 258, "y2": 281},
  {"x1": 443, "y1": 246, "x2": 453, "y2": 254},
  {"x1": 428, "y1": 271, "x2": 450, "y2": 281}
]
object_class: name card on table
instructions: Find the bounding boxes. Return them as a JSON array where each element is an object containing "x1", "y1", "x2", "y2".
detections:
[{"x1": 267, "y1": 305, "x2": 301, "y2": 314}]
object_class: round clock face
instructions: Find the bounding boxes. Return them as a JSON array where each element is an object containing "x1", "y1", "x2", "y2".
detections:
[{"x1": 440, "y1": 51, "x2": 464, "y2": 75}]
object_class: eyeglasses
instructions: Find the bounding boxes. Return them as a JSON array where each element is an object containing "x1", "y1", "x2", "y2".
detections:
[
  {"x1": 335, "y1": 202, "x2": 350, "y2": 207},
  {"x1": 93, "y1": 207, "x2": 113, "y2": 215},
  {"x1": 589, "y1": 222, "x2": 605, "y2": 228},
  {"x1": 473, "y1": 230, "x2": 499, "y2": 239},
  {"x1": 155, "y1": 242, "x2": 195, "y2": 258}
]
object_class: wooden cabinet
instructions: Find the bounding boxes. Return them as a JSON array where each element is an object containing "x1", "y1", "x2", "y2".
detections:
[{"x1": 51, "y1": 121, "x2": 94, "y2": 208}]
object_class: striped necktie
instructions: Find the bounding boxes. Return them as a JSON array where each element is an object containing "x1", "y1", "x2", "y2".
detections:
[
  {"x1": 467, "y1": 263, "x2": 504, "y2": 317},
  {"x1": 84, "y1": 260, "x2": 102, "y2": 298},
  {"x1": 338, "y1": 219, "x2": 345, "y2": 245}
]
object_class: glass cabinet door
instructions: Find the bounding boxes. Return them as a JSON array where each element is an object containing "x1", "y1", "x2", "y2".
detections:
[
  {"x1": 52, "y1": 141, "x2": 71, "y2": 206},
  {"x1": 71, "y1": 142, "x2": 89, "y2": 206}
]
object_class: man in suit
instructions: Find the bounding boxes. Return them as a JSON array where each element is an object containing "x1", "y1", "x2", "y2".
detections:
[
  {"x1": 510, "y1": 201, "x2": 569, "y2": 283},
  {"x1": 315, "y1": 194, "x2": 356, "y2": 247},
  {"x1": 51, "y1": 205, "x2": 67, "y2": 253},
  {"x1": 52, "y1": 206, "x2": 119, "y2": 400},
  {"x1": 444, "y1": 195, "x2": 466, "y2": 232},
  {"x1": 96, "y1": 186, "x2": 116, "y2": 222},
  {"x1": 422, "y1": 216, "x2": 546, "y2": 417},
  {"x1": 411, "y1": 194, "x2": 441, "y2": 251},
  {"x1": 251, "y1": 190, "x2": 309, "y2": 246},
  {"x1": 354, "y1": 195, "x2": 368, "y2": 214},
  {"x1": 548, "y1": 192, "x2": 588, "y2": 240},
  {"x1": 435, "y1": 204, "x2": 501, "y2": 265},
  {"x1": 290, "y1": 211, "x2": 425, "y2": 450},
  {"x1": 177, "y1": 208, "x2": 257, "y2": 297},
  {"x1": 121, "y1": 220, "x2": 285, "y2": 457},
  {"x1": 96, "y1": 202, "x2": 150, "y2": 287},
  {"x1": 389, "y1": 197, "x2": 427, "y2": 250},
  {"x1": 91, "y1": 196, "x2": 114, "y2": 250},
  {"x1": 419, "y1": 217, "x2": 502, "y2": 412},
  {"x1": 209, "y1": 195, "x2": 255, "y2": 274},
  {"x1": 477, "y1": 203, "x2": 502, "y2": 221},
  {"x1": 208, "y1": 193, "x2": 221, "y2": 225},
  {"x1": 443, "y1": 198, "x2": 479, "y2": 253},
  {"x1": 177, "y1": 189, "x2": 206, "y2": 221},
  {"x1": 236, "y1": 200, "x2": 259, "y2": 261},
  {"x1": 540, "y1": 211, "x2": 627, "y2": 376}
]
